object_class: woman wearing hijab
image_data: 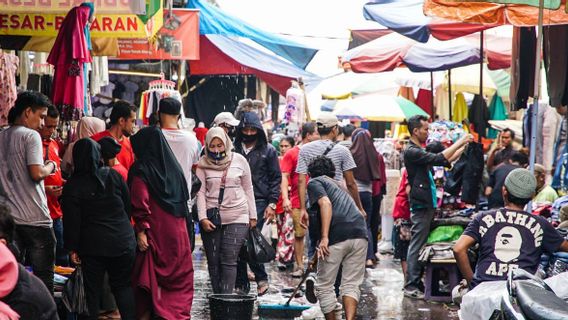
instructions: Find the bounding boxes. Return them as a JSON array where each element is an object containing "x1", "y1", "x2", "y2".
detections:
[
  {"x1": 196, "y1": 127, "x2": 257, "y2": 294},
  {"x1": 62, "y1": 117, "x2": 106, "y2": 174},
  {"x1": 98, "y1": 136, "x2": 128, "y2": 181},
  {"x1": 129, "y1": 126, "x2": 193, "y2": 319},
  {"x1": 61, "y1": 138, "x2": 136, "y2": 320},
  {"x1": 350, "y1": 128, "x2": 383, "y2": 268}
]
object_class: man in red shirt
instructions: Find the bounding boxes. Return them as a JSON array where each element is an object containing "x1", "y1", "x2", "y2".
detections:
[
  {"x1": 91, "y1": 101, "x2": 136, "y2": 170},
  {"x1": 39, "y1": 106, "x2": 67, "y2": 266},
  {"x1": 281, "y1": 122, "x2": 320, "y2": 277}
]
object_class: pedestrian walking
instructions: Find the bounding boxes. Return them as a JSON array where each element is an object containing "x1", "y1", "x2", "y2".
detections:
[
  {"x1": 61, "y1": 138, "x2": 136, "y2": 320},
  {"x1": 129, "y1": 126, "x2": 194, "y2": 319},
  {"x1": 197, "y1": 127, "x2": 257, "y2": 293}
]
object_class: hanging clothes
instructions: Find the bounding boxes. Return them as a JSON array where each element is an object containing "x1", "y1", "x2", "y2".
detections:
[
  {"x1": 524, "y1": 103, "x2": 562, "y2": 172},
  {"x1": 47, "y1": 4, "x2": 93, "y2": 121},
  {"x1": 398, "y1": 87, "x2": 415, "y2": 103},
  {"x1": 452, "y1": 92, "x2": 468, "y2": 123},
  {"x1": 468, "y1": 94, "x2": 490, "y2": 138},
  {"x1": 434, "y1": 85, "x2": 451, "y2": 121},
  {"x1": 138, "y1": 85, "x2": 185, "y2": 126},
  {"x1": 543, "y1": 25, "x2": 568, "y2": 108},
  {"x1": 461, "y1": 143, "x2": 484, "y2": 204},
  {"x1": 415, "y1": 89, "x2": 433, "y2": 117},
  {"x1": 0, "y1": 52, "x2": 19, "y2": 126},
  {"x1": 487, "y1": 94, "x2": 508, "y2": 139},
  {"x1": 89, "y1": 56, "x2": 109, "y2": 97},
  {"x1": 18, "y1": 51, "x2": 31, "y2": 90},
  {"x1": 510, "y1": 27, "x2": 536, "y2": 111}
]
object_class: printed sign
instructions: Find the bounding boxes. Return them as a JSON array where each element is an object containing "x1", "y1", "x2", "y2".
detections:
[{"x1": 0, "y1": 0, "x2": 146, "y2": 14}]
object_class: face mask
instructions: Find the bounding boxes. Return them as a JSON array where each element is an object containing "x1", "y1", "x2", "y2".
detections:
[
  {"x1": 227, "y1": 127, "x2": 236, "y2": 139},
  {"x1": 208, "y1": 150, "x2": 226, "y2": 161},
  {"x1": 242, "y1": 134, "x2": 257, "y2": 143}
]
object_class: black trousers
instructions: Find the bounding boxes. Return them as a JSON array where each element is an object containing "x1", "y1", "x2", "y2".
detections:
[
  {"x1": 80, "y1": 252, "x2": 136, "y2": 320},
  {"x1": 14, "y1": 225, "x2": 56, "y2": 293}
]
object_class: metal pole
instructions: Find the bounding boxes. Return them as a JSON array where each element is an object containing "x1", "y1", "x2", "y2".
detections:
[
  {"x1": 528, "y1": 0, "x2": 545, "y2": 210},
  {"x1": 530, "y1": 0, "x2": 545, "y2": 173},
  {"x1": 448, "y1": 69, "x2": 452, "y2": 120},
  {"x1": 479, "y1": 30, "x2": 484, "y2": 142},
  {"x1": 430, "y1": 71, "x2": 435, "y2": 118}
]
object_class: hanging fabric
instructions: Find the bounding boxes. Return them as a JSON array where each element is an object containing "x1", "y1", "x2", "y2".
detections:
[
  {"x1": 398, "y1": 86, "x2": 415, "y2": 103},
  {"x1": 509, "y1": 27, "x2": 536, "y2": 111},
  {"x1": 487, "y1": 94, "x2": 507, "y2": 139},
  {"x1": 452, "y1": 92, "x2": 468, "y2": 123},
  {"x1": 543, "y1": 25, "x2": 568, "y2": 108},
  {"x1": 47, "y1": 3, "x2": 94, "y2": 121},
  {"x1": 0, "y1": 52, "x2": 19, "y2": 126},
  {"x1": 468, "y1": 94, "x2": 490, "y2": 138},
  {"x1": 415, "y1": 89, "x2": 433, "y2": 117}
]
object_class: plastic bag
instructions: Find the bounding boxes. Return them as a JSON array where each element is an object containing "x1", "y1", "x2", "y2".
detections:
[
  {"x1": 62, "y1": 265, "x2": 89, "y2": 315},
  {"x1": 261, "y1": 222, "x2": 272, "y2": 242},
  {"x1": 458, "y1": 281, "x2": 507, "y2": 320},
  {"x1": 247, "y1": 228, "x2": 276, "y2": 263},
  {"x1": 427, "y1": 225, "x2": 464, "y2": 244}
]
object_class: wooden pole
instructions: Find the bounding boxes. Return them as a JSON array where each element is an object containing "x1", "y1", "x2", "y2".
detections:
[{"x1": 430, "y1": 71, "x2": 435, "y2": 119}]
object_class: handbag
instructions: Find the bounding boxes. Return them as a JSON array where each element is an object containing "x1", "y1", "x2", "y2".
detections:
[
  {"x1": 206, "y1": 157, "x2": 232, "y2": 229},
  {"x1": 62, "y1": 265, "x2": 89, "y2": 315},
  {"x1": 247, "y1": 228, "x2": 276, "y2": 263}
]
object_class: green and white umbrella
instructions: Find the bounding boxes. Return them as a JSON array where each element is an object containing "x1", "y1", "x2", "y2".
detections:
[{"x1": 334, "y1": 94, "x2": 429, "y2": 122}]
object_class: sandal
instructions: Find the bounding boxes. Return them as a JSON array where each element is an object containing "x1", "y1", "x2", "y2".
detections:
[{"x1": 257, "y1": 282, "x2": 270, "y2": 296}]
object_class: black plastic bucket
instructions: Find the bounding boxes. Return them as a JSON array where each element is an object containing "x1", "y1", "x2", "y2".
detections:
[{"x1": 209, "y1": 294, "x2": 256, "y2": 320}]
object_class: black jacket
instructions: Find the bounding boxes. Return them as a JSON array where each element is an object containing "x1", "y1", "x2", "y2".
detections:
[
  {"x1": 234, "y1": 112, "x2": 282, "y2": 204},
  {"x1": 61, "y1": 168, "x2": 136, "y2": 257},
  {"x1": 404, "y1": 141, "x2": 450, "y2": 209}
]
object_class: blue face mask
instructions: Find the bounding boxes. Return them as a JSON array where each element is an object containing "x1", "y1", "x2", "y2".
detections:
[{"x1": 208, "y1": 150, "x2": 226, "y2": 161}]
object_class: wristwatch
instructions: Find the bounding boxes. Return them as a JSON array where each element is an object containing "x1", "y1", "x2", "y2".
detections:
[{"x1": 268, "y1": 203, "x2": 277, "y2": 210}]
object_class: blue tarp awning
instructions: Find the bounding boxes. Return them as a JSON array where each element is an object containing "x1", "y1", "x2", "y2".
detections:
[{"x1": 187, "y1": 0, "x2": 318, "y2": 69}]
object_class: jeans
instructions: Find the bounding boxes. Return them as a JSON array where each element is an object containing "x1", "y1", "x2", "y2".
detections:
[
  {"x1": 13, "y1": 225, "x2": 56, "y2": 293},
  {"x1": 202, "y1": 223, "x2": 249, "y2": 293},
  {"x1": 360, "y1": 192, "x2": 375, "y2": 260},
  {"x1": 315, "y1": 239, "x2": 367, "y2": 314},
  {"x1": 371, "y1": 195, "x2": 383, "y2": 255},
  {"x1": 80, "y1": 252, "x2": 136, "y2": 320},
  {"x1": 405, "y1": 208, "x2": 435, "y2": 290},
  {"x1": 53, "y1": 218, "x2": 68, "y2": 266},
  {"x1": 235, "y1": 199, "x2": 269, "y2": 292}
]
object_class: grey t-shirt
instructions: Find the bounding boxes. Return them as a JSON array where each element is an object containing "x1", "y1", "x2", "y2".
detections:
[
  {"x1": 0, "y1": 126, "x2": 51, "y2": 227},
  {"x1": 296, "y1": 140, "x2": 356, "y2": 182},
  {"x1": 308, "y1": 176, "x2": 368, "y2": 246}
]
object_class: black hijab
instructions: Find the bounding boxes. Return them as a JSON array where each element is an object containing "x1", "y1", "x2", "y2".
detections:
[
  {"x1": 129, "y1": 126, "x2": 189, "y2": 218},
  {"x1": 63, "y1": 138, "x2": 111, "y2": 200}
]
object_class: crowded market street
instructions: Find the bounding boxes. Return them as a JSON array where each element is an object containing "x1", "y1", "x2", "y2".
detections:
[{"x1": 2, "y1": 0, "x2": 568, "y2": 320}]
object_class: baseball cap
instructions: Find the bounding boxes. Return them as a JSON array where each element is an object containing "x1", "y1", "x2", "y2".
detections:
[
  {"x1": 316, "y1": 112, "x2": 339, "y2": 129},
  {"x1": 504, "y1": 168, "x2": 537, "y2": 199},
  {"x1": 213, "y1": 112, "x2": 240, "y2": 127}
]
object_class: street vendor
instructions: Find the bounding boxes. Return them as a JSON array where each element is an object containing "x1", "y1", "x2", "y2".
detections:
[
  {"x1": 486, "y1": 128, "x2": 516, "y2": 172},
  {"x1": 454, "y1": 168, "x2": 568, "y2": 288}
]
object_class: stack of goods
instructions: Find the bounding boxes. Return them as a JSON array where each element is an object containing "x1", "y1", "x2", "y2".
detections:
[{"x1": 427, "y1": 121, "x2": 467, "y2": 147}]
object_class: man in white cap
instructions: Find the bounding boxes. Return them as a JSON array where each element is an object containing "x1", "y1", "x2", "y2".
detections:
[
  {"x1": 454, "y1": 168, "x2": 568, "y2": 289},
  {"x1": 213, "y1": 112, "x2": 240, "y2": 139}
]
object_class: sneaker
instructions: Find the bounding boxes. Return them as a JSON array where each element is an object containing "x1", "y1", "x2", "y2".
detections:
[
  {"x1": 305, "y1": 274, "x2": 317, "y2": 303},
  {"x1": 403, "y1": 287, "x2": 425, "y2": 299},
  {"x1": 291, "y1": 267, "x2": 304, "y2": 278},
  {"x1": 301, "y1": 305, "x2": 324, "y2": 319}
]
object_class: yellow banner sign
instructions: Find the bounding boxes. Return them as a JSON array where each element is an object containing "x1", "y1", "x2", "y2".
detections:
[
  {"x1": 0, "y1": 0, "x2": 146, "y2": 14},
  {"x1": 0, "y1": 9, "x2": 162, "y2": 38}
]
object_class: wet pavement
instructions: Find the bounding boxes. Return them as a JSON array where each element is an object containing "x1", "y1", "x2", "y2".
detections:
[{"x1": 191, "y1": 238, "x2": 459, "y2": 320}]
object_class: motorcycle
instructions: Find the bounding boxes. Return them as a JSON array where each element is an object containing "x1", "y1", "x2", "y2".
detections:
[{"x1": 500, "y1": 268, "x2": 568, "y2": 320}]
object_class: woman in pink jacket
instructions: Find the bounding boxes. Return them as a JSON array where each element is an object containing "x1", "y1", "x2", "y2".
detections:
[{"x1": 196, "y1": 127, "x2": 257, "y2": 294}]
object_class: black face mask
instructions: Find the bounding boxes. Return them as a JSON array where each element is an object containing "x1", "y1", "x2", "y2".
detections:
[{"x1": 241, "y1": 133, "x2": 257, "y2": 143}]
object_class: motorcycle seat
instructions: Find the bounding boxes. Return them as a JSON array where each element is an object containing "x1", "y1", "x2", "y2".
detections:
[{"x1": 515, "y1": 279, "x2": 568, "y2": 320}]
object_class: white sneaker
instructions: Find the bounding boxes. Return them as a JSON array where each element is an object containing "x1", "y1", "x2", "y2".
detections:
[{"x1": 301, "y1": 305, "x2": 324, "y2": 319}]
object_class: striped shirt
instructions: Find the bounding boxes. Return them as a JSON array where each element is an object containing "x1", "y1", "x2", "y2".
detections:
[{"x1": 296, "y1": 140, "x2": 357, "y2": 181}]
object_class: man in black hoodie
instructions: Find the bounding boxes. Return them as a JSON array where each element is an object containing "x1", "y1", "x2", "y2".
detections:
[{"x1": 234, "y1": 112, "x2": 282, "y2": 295}]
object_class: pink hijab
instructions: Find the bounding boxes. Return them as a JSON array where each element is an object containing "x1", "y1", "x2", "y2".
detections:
[
  {"x1": 62, "y1": 117, "x2": 106, "y2": 174},
  {"x1": 0, "y1": 244, "x2": 19, "y2": 320}
]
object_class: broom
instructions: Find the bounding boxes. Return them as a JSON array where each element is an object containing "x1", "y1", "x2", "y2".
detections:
[{"x1": 258, "y1": 255, "x2": 318, "y2": 318}]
